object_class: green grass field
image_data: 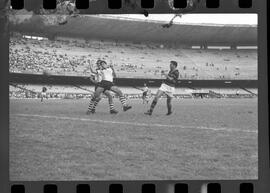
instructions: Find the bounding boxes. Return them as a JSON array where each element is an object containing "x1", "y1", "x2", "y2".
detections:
[{"x1": 10, "y1": 98, "x2": 258, "y2": 180}]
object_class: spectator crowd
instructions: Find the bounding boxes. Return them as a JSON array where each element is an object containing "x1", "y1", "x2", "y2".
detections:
[{"x1": 9, "y1": 35, "x2": 257, "y2": 80}]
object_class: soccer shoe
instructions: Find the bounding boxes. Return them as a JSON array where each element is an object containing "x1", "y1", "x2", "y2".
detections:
[
  {"x1": 144, "y1": 110, "x2": 152, "y2": 116},
  {"x1": 86, "y1": 109, "x2": 95, "y2": 115},
  {"x1": 123, "y1": 105, "x2": 132, "y2": 112},
  {"x1": 110, "y1": 109, "x2": 118, "y2": 114},
  {"x1": 166, "y1": 111, "x2": 173, "y2": 116}
]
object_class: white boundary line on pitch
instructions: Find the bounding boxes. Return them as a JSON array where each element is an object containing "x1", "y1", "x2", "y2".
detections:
[{"x1": 11, "y1": 113, "x2": 257, "y2": 134}]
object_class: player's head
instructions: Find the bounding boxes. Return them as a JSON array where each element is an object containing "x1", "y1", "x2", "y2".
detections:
[
  {"x1": 99, "y1": 60, "x2": 108, "y2": 69},
  {"x1": 144, "y1": 83, "x2": 147, "y2": 87},
  {"x1": 96, "y1": 59, "x2": 103, "y2": 69},
  {"x1": 96, "y1": 59, "x2": 101, "y2": 65},
  {"x1": 170, "y1": 61, "x2": 178, "y2": 70}
]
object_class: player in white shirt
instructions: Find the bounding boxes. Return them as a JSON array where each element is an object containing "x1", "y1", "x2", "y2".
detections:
[
  {"x1": 88, "y1": 60, "x2": 118, "y2": 114},
  {"x1": 41, "y1": 86, "x2": 47, "y2": 102},
  {"x1": 87, "y1": 60, "x2": 132, "y2": 114},
  {"x1": 141, "y1": 83, "x2": 150, "y2": 104}
]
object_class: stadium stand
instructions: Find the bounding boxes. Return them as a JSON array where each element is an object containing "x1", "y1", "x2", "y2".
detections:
[{"x1": 9, "y1": 36, "x2": 257, "y2": 80}]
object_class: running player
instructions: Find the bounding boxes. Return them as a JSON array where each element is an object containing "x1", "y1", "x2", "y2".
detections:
[
  {"x1": 87, "y1": 60, "x2": 132, "y2": 114},
  {"x1": 145, "y1": 61, "x2": 179, "y2": 115},
  {"x1": 41, "y1": 86, "x2": 47, "y2": 102},
  {"x1": 87, "y1": 60, "x2": 118, "y2": 114}
]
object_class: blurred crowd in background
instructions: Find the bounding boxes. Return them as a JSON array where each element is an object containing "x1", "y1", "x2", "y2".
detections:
[{"x1": 9, "y1": 35, "x2": 257, "y2": 80}]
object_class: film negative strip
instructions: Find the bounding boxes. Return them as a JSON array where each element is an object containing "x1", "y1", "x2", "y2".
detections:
[{"x1": 0, "y1": 0, "x2": 269, "y2": 193}]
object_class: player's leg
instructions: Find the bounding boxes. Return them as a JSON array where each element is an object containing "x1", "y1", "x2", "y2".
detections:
[
  {"x1": 166, "y1": 95, "x2": 173, "y2": 115},
  {"x1": 147, "y1": 93, "x2": 151, "y2": 103},
  {"x1": 145, "y1": 90, "x2": 164, "y2": 115},
  {"x1": 41, "y1": 92, "x2": 46, "y2": 102},
  {"x1": 145, "y1": 92, "x2": 150, "y2": 104},
  {"x1": 142, "y1": 92, "x2": 147, "y2": 104},
  {"x1": 110, "y1": 86, "x2": 132, "y2": 111},
  {"x1": 87, "y1": 87, "x2": 103, "y2": 114},
  {"x1": 103, "y1": 90, "x2": 118, "y2": 114}
]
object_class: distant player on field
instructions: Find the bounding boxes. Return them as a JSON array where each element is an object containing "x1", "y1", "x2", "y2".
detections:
[
  {"x1": 87, "y1": 60, "x2": 118, "y2": 114},
  {"x1": 134, "y1": 83, "x2": 151, "y2": 104},
  {"x1": 137, "y1": 83, "x2": 151, "y2": 104},
  {"x1": 41, "y1": 86, "x2": 47, "y2": 102},
  {"x1": 134, "y1": 83, "x2": 150, "y2": 104},
  {"x1": 145, "y1": 61, "x2": 179, "y2": 115},
  {"x1": 142, "y1": 83, "x2": 150, "y2": 104},
  {"x1": 87, "y1": 60, "x2": 132, "y2": 114}
]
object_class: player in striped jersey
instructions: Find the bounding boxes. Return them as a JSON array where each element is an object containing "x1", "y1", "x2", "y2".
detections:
[
  {"x1": 87, "y1": 60, "x2": 132, "y2": 114},
  {"x1": 145, "y1": 61, "x2": 179, "y2": 115},
  {"x1": 87, "y1": 60, "x2": 118, "y2": 114}
]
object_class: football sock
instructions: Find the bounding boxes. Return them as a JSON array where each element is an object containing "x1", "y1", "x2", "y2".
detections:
[
  {"x1": 88, "y1": 99, "x2": 95, "y2": 111},
  {"x1": 92, "y1": 100, "x2": 99, "y2": 111},
  {"x1": 167, "y1": 103, "x2": 172, "y2": 113},
  {"x1": 149, "y1": 100, "x2": 157, "y2": 113},
  {"x1": 88, "y1": 98, "x2": 99, "y2": 111},
  {"x1": 109, "y1": 103, "x2": 115, "y2": 111},
  {"x1": 119, "y1": 96, "x2": 127, "y2": 106}
]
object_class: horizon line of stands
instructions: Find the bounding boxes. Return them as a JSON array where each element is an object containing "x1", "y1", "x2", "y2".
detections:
[{"x1": 9, "y1": 84, "x2": 257, "y2": 100}]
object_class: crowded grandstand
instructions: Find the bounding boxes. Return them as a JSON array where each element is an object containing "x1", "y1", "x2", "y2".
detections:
[{"x1": 10, "y1": 35, "x2": 257, "y2": 79}]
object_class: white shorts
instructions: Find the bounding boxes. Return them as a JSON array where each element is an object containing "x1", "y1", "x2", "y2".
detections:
[{"x1": 158, "y1": 83, "x2": 175, "y2": 98}]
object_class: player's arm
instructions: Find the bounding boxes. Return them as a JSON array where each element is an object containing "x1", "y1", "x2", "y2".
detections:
[
  {"x1": 89, "y1": 62, "x2": 98, "y2": 75},
  {"x1": 110, "y1": 65, "x2": 117, "y2": 78},
  {"x1": 89, "y1": 74, "x2": 97, "y2": 84},
  {"x1": 166, "y1": 75, "x2": 174, "y2": 80},
  {"x1": 163, "y1": 71, "x2": 179, "y2": 82},
  {"x1": 161, "y1": 71, "x2": 173, "y2": 80},
  {"x1": 90, "y1": 66, "x2": 97, "y2": 75},
  {"x1": 170, "y1": 71, "x2": 179, "y2": 84},
  {"x1": 175, "y1": 70, "x2": 180, "y2": 79}
]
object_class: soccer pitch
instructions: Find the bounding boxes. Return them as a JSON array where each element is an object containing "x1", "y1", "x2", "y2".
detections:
[{"x1": 10, "y1": 98, "x2": 258, "y2": 180}]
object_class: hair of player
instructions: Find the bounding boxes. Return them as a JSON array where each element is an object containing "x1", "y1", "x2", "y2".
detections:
[
  {"x1": 100, "y1": 60, "x2": 107, "y2": 65},
  {"x1": 96, "y1": 59, "x2": 102, "y2": 64},
  {"x1": 170, "y1": 60, "x2": 178, "y2": 67}
]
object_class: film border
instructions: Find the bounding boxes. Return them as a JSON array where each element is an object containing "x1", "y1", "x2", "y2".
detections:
[{"x1": 0, "y1": 0, "x2": 269, "y2": 193}]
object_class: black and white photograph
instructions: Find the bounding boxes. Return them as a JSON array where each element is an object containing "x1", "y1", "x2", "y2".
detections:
[{"x1": 9, "y1": 12, "x2": 258, "y2": 180}]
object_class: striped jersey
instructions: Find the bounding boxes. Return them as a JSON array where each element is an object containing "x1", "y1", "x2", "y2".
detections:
[{"x1": 164, "y1": 69, "x2": 179, "y2": 87}]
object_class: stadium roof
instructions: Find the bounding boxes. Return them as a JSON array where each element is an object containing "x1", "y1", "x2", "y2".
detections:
[{"x1": 10, "y1": 15, "x2": 257, "y2": 46}]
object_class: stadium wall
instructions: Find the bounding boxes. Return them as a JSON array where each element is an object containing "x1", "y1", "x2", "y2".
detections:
[{"x1": 9, "y1": 73, "x2": 258, "y2": 88}]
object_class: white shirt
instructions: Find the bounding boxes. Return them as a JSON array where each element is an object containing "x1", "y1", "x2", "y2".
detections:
[
  {"x1": 101, "y1": 67, "x2": 114, "y2": 82},
  {"x1": 142, "y1": 86, "x2": 149, "y2": 92}
]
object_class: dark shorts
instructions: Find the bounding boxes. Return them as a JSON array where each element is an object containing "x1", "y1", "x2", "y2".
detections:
[{"x1": 99, "y1": 80, "x2": 114, "y2": 91}]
